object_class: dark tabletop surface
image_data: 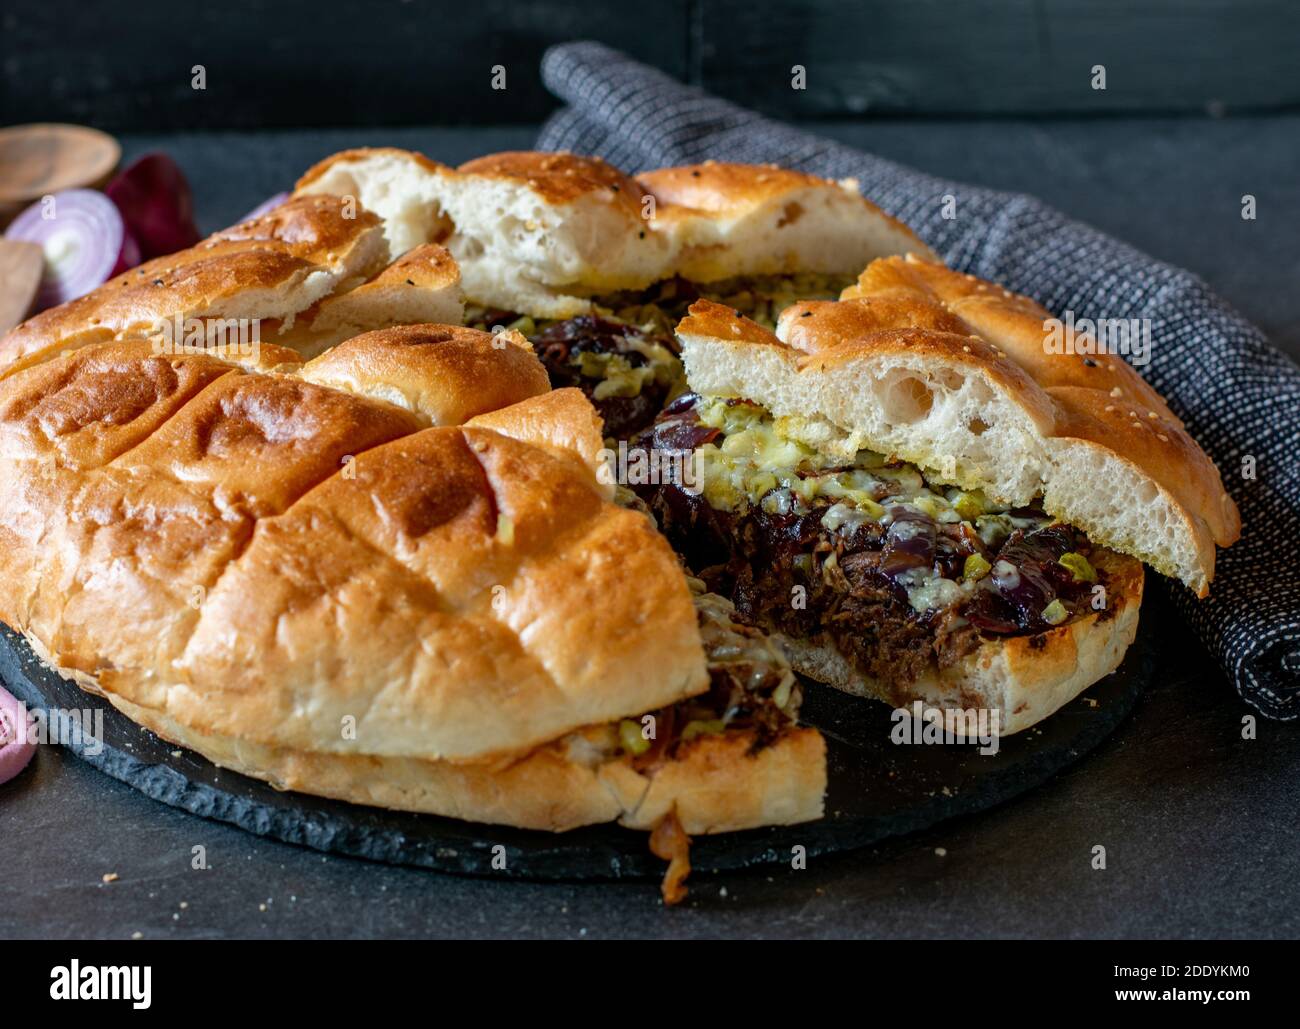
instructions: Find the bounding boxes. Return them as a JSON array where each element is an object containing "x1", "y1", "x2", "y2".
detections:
[{"x1": 2, "y1": 116, "x2": 1298, "y2": 939}]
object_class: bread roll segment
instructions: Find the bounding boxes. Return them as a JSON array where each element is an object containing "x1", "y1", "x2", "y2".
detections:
[
  {"x1": 299, "y1": 323, "x2": 548, "y2": 425},
  {"x1": 295, "y1": 147, "x2": 455, "y2": 257},
  {"x1": 293, "y1": 147, "x2": 934, "y2": 318},
  {"x1": 449, "y1": 151, "x2": 674, "y2": 307},
  {"x1": 0, "y1": 195, "x2": 471, "y2": 380},
  {"x1": 638, "y1": 161, "x2": 936, "y2": 282},
  {"x1": 678, "y1": 256, "x2": 1238, "y2": 595},
  {"x1": 0, "y1": 323, "x2": 825, "y2": 833},
  {"x1": 280, "y1": 244, "x2": 466, "y2": 357},
  {"x1": 299, "y1": 148, "x2": 673, "y2": 317}
]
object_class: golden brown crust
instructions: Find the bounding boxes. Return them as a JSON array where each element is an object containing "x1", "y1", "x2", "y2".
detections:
[
  {"x1": 0, "y1": 339, "x2": 711, "y2": 769},
  {"x1": 206, "y1": 194, "x2": 383, "y2": 266},
  {"x1": 678, "y1": 298, "x2": 791, "y2": 349},
  {"x1": 358, "y1": 242, "x2": 459, "y2": 290},
  {"x1": 458, "y1": 150, "x2": 652, "y2": 215},
  {"x1": 299, "y1": 323, "x2": 547, "y2": 426},
  {"x1": 640, "y1": 161, "x2": 842, "y2": 212},
  {"x1": 639, "y1": 160, "x2": 934, "y2": 259},
  {"x1": 465, "y1": 387, "x2": 613, "y2": 498},
  {"x1": 0, "y1": 340, "x2": 237, "y2": 468}
]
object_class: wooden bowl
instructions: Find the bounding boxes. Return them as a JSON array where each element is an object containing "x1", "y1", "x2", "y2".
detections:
[{"x1": 0, "y1": 123, "x2": 121, "y2": 226}]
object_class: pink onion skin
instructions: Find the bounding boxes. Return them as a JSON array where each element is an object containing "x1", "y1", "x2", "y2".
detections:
[
  {"x1": 5, "y1": 188, "x2": 142, "y2": 311},
  {"x1": 238, "y1": 191, "x2": 290, "y2": 223},
  {"x1": 106, "y1": 152, "x2": 201, "y2": 259},
  {"x1": 0, "y1": 684, "x2": 36, "y2": 787}
]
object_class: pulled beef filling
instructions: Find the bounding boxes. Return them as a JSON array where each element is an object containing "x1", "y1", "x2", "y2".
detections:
[
  {"x1": 468, "y1": 308, "x2": 681, "y2": 440},
  {"x1": 469, "y1": 273, "x2": 850, "y2": 440},
  {"x1": 532, "y1": 314, "x2": 679, "y2": 439},
  {"x1": 633, "y1": 394, "x2": 1107, "y2": 695},
  {"x1": 627, "y1": 579, "x2": 803, "y2": 770}
]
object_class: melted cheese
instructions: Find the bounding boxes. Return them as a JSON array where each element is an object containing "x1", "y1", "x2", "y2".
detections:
[{"x1": 694, "y1": 396, "x2": 998, "y2": 534}]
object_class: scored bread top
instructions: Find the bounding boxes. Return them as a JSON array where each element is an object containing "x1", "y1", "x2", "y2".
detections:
[
  {"x1": 299, "y1": 323, "x2": 549, "y2": 425},
  {"x1": 0, "y1": 326, "x2": 709, "y2": 764},
  {"x1": 676, "y1": 255, "x2": 1239, "y2": 596}
]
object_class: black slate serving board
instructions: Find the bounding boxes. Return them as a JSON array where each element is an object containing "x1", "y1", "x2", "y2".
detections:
[{"x1": 0, "y1": 621, "x2": 1150, "y2": 880}]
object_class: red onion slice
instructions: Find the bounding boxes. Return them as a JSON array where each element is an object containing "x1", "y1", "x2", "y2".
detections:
[
  {"x1": 4, "y1": 189, "x2": 141, "y2": 310},
  {"x1": 0, "y1": 684, "x2": 36, "y2": 786},
  {"x1": 105, "y1": 152, "x2": 201, "y2": 259}
]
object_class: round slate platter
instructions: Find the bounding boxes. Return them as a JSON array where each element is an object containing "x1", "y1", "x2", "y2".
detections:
[{"x1": 0, "y1": 621, "x2": 1151, "y2": 880}]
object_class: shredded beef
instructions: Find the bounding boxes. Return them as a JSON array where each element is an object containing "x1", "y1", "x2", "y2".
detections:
[
  {"x1": 633, "y1": 395, "x2": 1105, "y2": 692},
  {"x1": 531, "y1": 315, "x2": 678, "y2": 439},
  {"x1": 635, "y1": 587, "x2": 801, "y2": 769}
]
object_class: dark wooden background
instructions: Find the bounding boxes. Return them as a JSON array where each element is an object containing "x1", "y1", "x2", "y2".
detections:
[{"x1": 3, "y1": 0, "x2": 1299, "y2": 130}]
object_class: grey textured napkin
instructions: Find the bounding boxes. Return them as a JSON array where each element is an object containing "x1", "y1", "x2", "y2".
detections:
[{"x1": 536, "y1": 40, "x2": 1300, "y2": 720}]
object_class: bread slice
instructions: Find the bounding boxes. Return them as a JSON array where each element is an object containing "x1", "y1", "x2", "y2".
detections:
[
  {"x1": 446, "y1": 151, "x2": 674, "y2": 311},
  {"x1": 297, "y1": 148, "x2": 671, "y2": 317},
  {"x1": 280, "y1": 244, "x2": 465, "y2": 357},
  {"x1": 295, "y1": 147, "x2": 455, "y2": 258},
  {"x1": 677, "y1": 257, "x2": 1239, "y2": 596}
]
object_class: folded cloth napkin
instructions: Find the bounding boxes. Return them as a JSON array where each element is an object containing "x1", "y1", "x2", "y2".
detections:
[{"x1": 537, "y1": 40, "x2": 1300, "y2": 720}]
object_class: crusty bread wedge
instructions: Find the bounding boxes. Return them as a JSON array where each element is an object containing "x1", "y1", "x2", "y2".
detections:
[
  {"x1": 678, "y1": 257, "x2": 1239, "y2": 596},
  {"x1": 294, "y1": 147, "x2": 935, "y2": 319}
]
